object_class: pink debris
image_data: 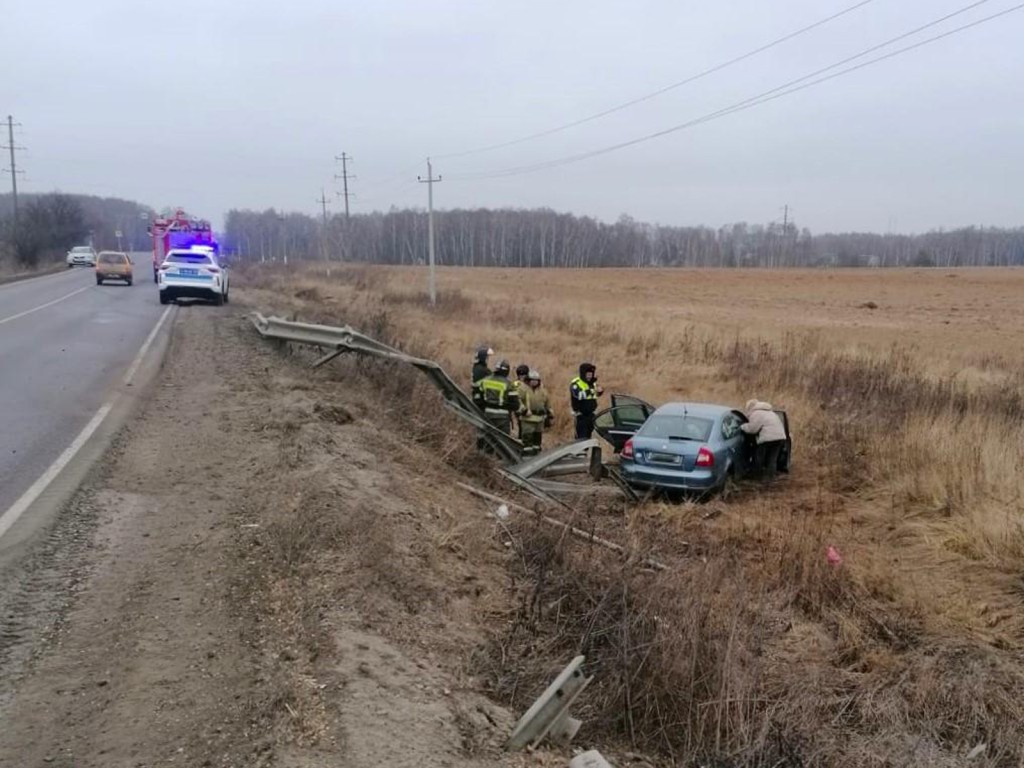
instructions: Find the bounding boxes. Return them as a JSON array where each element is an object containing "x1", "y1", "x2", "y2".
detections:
[{"x1": 827, "y1": 545, "x2": 843, "y2": 566}]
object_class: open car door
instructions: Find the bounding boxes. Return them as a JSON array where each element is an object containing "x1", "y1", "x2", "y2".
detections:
[
  {"x1": 776, "y1": 409, "x2": 792, "y2": 473},
  {"x1": 594, "y1": 394, "x2": 656, "y2": 453}
]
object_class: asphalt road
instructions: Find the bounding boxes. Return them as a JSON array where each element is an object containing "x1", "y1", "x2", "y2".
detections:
[{"x1": 0, "y1": 262, "x2": 166, "y2": 525}]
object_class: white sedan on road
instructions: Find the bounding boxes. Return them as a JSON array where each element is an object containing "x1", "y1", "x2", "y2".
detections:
[
  {"x1": 157, "y1": 249, "x2": 230, "y2": 305},
  {"x1": 66, "y1": 246, "x2": 97, "y2": 268}
]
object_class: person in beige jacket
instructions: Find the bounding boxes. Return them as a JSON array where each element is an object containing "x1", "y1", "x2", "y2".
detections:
[{"x1": 740, "y1": 399, "x2": 787, "y2": 479}]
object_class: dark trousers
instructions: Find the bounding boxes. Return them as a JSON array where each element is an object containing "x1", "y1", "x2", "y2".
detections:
[
  {"x1": 520, "y1": 420, "x2": 544, "y2": 455},
  {"x1": 484, "y1": 411, "x2": 511, "y2": 435},
  {"x1": 754, "y1": 440, "x2": 785, "y2": 479},
  {"x1": 574, "y1": 412, "x2": 595, "y2": 440}
]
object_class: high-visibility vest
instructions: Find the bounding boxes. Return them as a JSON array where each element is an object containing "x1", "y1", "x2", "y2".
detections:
[
  {"x1": 570, "y1": 376, "x2": 597, "y2": 402},
  {"x1": 481, "y1": 376, "x2": 512, "y2": 410}
]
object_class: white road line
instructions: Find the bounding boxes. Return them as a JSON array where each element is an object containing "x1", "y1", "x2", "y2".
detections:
[
  {"x1": 0, "y1": 305, "x2": 174, "y2": 542},
  {"x1": 0, "y1": 286, "x2": 91, "y2": 326}
]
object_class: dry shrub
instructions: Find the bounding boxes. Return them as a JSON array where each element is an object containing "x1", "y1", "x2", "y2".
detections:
[{"x1": 488, "y1": 501, "x2": 1024, "y2": 766}]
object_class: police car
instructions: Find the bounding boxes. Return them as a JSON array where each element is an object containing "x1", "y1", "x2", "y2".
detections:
[{"x1": 157, "y1": 247, "x2": 230, "y2": 305}]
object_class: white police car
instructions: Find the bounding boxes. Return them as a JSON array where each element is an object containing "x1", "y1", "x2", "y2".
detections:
[{"x1": 158, "y1": 248, "x2": 229, "y2": 305}]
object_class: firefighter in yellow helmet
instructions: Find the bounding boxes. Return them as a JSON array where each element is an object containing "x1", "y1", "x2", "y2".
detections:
[{"x1": 519, "y1": 369, "x2": 553, "y2": 456}]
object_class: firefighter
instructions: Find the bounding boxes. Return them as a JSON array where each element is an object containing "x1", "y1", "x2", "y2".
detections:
[
  {"x1": 519, "y1": 370, "x2": 553, "y2": 456},
  {"x1": 513, "y1": 363, "x2": 530, "y2": 437},
  {"x1": 569, "y1": 362, "x2": 603, "y2": 439},
  {"x1": 471, "y1": 346, "x2": 493, "y2": 409},
  {"x1": 479, "y1": 359, "x2": 520, "y2": 435}
]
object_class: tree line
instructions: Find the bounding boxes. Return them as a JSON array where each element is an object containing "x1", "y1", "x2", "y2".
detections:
[
  {"x1": 0, "y1": 193, "x2": 154, "y2": 267},
  {"x1": 224, "y1": 207, "x2": 1024, "y2": 269}
]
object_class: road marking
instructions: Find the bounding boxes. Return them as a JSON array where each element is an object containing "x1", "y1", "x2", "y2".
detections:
[
  {"x1": 0, "y1": 305, "x2": 174, "y2": 542},
  {"x1": 0, "y1": 286, "x2": 90, "y2": 326}
]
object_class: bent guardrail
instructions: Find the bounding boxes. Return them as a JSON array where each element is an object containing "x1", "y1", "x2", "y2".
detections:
[{"x1": 250, "y1": 313, "x2": 524, "y2": 463}]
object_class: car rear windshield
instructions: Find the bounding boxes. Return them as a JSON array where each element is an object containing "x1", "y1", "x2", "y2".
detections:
[
  {"x1": 639, "y1": 414, "x2": 714, "y2": 442},
  {"x1": 167, "y1": 253, "x2": 213, "y2": 265},
  {"x1": 99, "y1": 253, "x2": 127, "y2": 264},
  {"x1": 72, "y1": 247, "x2": 93, "y2": 253}
]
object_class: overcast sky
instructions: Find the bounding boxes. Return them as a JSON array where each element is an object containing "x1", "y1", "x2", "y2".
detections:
[{"x1": 3, "y1": 0, "x2": 1022, "y2": 233}]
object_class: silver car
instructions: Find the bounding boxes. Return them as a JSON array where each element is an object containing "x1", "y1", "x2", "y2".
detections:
[
  {"x1": 66, "y1": 245, "x2": 97, "y2": 268},
  {"x1": 594, "y1": 395, "x2": 791, "y2": 496}
]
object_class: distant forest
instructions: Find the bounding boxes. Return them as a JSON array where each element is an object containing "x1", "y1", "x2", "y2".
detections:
[
  {"x1": 224, "y1": 207, "x2": 1024, "y2": 269},
  {"x1": 0, "y1": 193, "x2": 154, "y2": 266}
]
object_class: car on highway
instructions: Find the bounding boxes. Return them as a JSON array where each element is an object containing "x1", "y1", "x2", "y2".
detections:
[
  {"x1": 95, "y1": 251, "x2": 134, "y2": 285},
  {"x1": 158, "y1": 248, "x2": 230, "y2": 305},
  {"x1": 594, "y1": 395, "x2": 791, "y2": 496},
  {"x1": 66, "y1": 246, "x2": 98, "y2": 268}
]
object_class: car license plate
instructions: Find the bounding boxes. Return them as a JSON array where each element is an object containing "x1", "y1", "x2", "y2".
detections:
[
  {"x1": 180, "y1": 268, "x2": 198, "y2": 276},
  {"x1": 649, "y1": 452, "x2": 682, "y2": 465}
]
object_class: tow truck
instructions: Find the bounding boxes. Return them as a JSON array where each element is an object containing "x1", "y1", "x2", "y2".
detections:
[{"x1": 148, "y1": 209, "x2": 218, "y2": 283}]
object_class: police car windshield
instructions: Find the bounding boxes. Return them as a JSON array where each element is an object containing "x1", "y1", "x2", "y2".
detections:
[{"x1": 167, "y1": 253, "x2": 213, "y2": 265}]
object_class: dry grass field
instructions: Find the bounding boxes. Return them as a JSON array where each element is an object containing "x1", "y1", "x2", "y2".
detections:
[{"x1": 242, "y1": 264, "x2": 1024, "y2": 767}]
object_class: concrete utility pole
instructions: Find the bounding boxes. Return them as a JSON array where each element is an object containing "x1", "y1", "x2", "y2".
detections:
[
  {"x1": 418, "y1": 158, "x2": 442, "y2": 306},
  {"x1": 334, "y1": 152, "x2": 354, "y2": 220},
  {"x1": 317, "y1": 187, "x2": 330, "y2": 227},
  {"x1": 3, "y1": 116, "x2": 25, "y2": 240},
  {"x1": 316, "y1": 188, "x2": 330, "y2": 260}
]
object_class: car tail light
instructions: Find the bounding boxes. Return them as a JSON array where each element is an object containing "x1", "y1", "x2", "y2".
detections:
[
  {"x1": 621, "y1": 439, "x2": 635, "y2": 459},
  {"x1": 696, "y1": 446, "x2": 715, "y2": 468},
  {"x1": 207, "y1": 266, "x2": 220, "y2": 273},
  {"x1": 159, "y1": 263, "x2": 172, "y2": 270}
]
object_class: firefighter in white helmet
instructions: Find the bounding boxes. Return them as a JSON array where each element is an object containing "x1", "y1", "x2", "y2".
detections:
[{"x1": 518, "y1": 369, "x2": 553, "y2": 456}]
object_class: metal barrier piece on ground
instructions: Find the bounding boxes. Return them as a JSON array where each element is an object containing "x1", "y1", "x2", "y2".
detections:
[{"x1": 506, "y1": 655, "x2": 593, "y2": 751}]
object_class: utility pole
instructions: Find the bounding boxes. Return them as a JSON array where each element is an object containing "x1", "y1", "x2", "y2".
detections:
[
  {"x1": 317, "y1": 187, "x2": 330, "y2": 227},
  {"x1": 2, "y1": 116, "x2": 25, "y2": 241},
  {"x1": 316, "y1": 188, "x2": 330, "y2": 260},
  {"x1": 334, "y1": 152, "x2": 354, "y2": 220},
  {"x1": 779, "y1": 204, "x2": 792, "y2": 268},
  {"x1": 417, "y1": 158, "x2": 442, "y2": 306}
]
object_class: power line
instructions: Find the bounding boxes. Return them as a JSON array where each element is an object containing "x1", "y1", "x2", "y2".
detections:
[
  {"x1": 448, "y1": 0, "x2": 1018, "y2": 181},
  {"x1": 432, "y1": 0, "x2": 878, "y2": 160}
]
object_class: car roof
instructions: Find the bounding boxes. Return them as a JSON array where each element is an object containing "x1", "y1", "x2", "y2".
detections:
[
  {"x1": 652, "y1": 402, "x2": 736, "y2": 419},
  {"x1": 166, "y1": 248, "x2": 216, "y2": 257},
  {"x1": 98, "y1": 250, "x2": 127, "y2": 256}
]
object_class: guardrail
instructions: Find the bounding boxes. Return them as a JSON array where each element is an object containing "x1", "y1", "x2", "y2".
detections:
[{"x1": 250, "y1": 313, "x2": 525, "y2": 463}]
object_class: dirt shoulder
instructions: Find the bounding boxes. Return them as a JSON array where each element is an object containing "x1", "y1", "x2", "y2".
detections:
[{"x1": 0, "y1": 305, "x2": 547, "y2": 767}]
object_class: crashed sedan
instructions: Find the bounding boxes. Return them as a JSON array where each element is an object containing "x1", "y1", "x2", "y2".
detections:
[{"x1": 594, "y1": 395, "x2": 791, "y2": 496}]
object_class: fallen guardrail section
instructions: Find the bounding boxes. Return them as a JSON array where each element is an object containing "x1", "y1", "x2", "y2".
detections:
[{"x1": 249, "y1": 313, "x2": 635, "y2": 502}]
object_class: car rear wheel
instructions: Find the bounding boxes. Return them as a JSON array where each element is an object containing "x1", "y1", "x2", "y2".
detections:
[
  {"x1": 96, "y1": 277, "x2": 103, "y2": 285},
  {"x1": 159, "y1": 292, "x2": 170, "y2": 305},
  {"x1": 212, "y1": 292, "x2": 224, "y2": 306},
  {"x1": 125, "y1": 278, "x2": 133, "y2": 286}
]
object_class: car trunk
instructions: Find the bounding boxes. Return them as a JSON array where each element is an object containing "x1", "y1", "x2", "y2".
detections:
[{"x1": 633, "y1": 438, "x2": 701, "y2": 471}]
